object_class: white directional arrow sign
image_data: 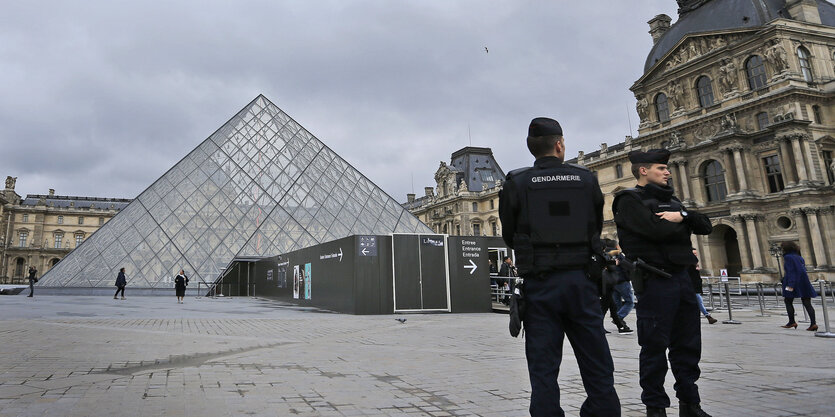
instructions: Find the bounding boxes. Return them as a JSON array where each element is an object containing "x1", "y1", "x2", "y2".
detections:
[
  {"x1": 338, "y1": 248, "x2": 343, "y2": 262},
  {"x1": 361, "y1": 247, "x2": 369, "y2": 256},
  {"x1": 464, "y1": 259, "x2": 478, "y2": 274}
]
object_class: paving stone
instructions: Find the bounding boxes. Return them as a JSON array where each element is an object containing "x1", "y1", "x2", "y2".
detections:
[{"x1": 0, "y1": 295, "x2": 833, "y2": 416}]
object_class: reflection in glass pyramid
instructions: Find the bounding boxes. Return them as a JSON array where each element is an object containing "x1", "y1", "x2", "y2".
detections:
[{"x1": 39, "y1": 95, "x2": 432, "y2": 288}]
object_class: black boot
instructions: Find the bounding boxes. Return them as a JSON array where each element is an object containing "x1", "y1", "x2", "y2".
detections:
[
  {"x1": 647, "y1": 407, "x2": 667, "y2": 417},
  {"x1": 680, "y1": 402, "x2": 711, "y2": 417}
]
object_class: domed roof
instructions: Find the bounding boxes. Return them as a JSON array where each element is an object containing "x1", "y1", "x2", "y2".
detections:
[{"x1": 644, "y1": 0, "x2": 835, "y2": 74}]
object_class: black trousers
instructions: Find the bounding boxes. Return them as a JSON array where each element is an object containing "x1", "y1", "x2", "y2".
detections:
[
  {"x1": 636, "y1": 268, "x2": 701, "y2": 408},
  {"x1": 114, "y1": 286, "x2": 125, "y2": 298},
  {"x1": 784, "y1": 297, "x2": 816, "y2": 325},
  {"x1": 28, "y1": 279, "x2": 34, "y2": 296},
  {"x1": 523, "y1": 269, "x2": 621, "y2": 417}
]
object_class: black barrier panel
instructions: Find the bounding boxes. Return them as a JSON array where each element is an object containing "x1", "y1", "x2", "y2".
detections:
[
  {"x1": 393, "y1": 234, "x2": 422, "y2": 310},
  {"x1": 446, "y1": 236, "x2": 503, "y2": 313},
  {"x1": 420, "y1": 235, "x2": 449, "y2": 310}
]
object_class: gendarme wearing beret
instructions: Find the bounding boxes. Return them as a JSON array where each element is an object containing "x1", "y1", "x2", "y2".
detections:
[{"x1": 628, "y1": 148, "x2": 670, "y2": 165}]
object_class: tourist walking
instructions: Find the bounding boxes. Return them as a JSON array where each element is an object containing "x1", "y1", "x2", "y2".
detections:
[
  {"x1": 27, "y1": 266, "x2": 37, "y2": 297},
  {"x1": 114, "y1": 267, "x2": 126, "y2": 300},
  {"x1": 780, "y1": 241, "x2": 818, "y2": 331},
  {"x1": 174, "y1": 270, "x2": 188, "y2": 304},
  {"x1": 690, "y1": 249, "x2": 717, "y2": 324}
]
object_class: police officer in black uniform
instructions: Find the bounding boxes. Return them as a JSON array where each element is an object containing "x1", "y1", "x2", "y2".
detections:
[
  {"x1": 500, "y1": 117, "x2": 620, "y2": 417},
  {"x1": 612, "y1": 149, "x2": 712, "y2": 417}
]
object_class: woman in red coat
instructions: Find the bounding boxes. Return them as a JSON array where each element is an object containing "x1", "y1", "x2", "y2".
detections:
[{"x1": 780, "y1": 241, "x2": 818, "y2": 331}]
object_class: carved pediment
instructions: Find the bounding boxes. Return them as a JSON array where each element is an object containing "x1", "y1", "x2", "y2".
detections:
[{"x1": 642, "y1": 31, "x2": 754, "y2": 84}]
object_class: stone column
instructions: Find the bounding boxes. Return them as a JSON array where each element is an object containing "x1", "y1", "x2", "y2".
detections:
[
  {"x1": 802, "y1": 138, "x2": 819, "y2": 182},
  {"x1": 733, "y1": 216, "x2": 753, "y2": 270},
  {"x1": 696, "y1": 234, "x2": 714, "y2": 276},
  {"x1": 804, "y1": 208, "x2": 828, "y2": 268},
  {"x1": 722, "y1": 149, "x2": 739, "y2": 194},
  {"x1": 743, "y1": 214, "x2": 764, "y2": 268},
  {"x1": 778, "y1": 137, "x2": 798, "y2": 186},
  {"x1": 732, "y1": 147, "x2": 749, "y2": 192},
  {"x1": 677, "y1": 160, "x2": 692, "y2": 202},
  {"x1": 790, "y1": 135, "x2": 809, "y2": 183},
  {"x1": 790, "y1": 208, "x2": 813, "y2": 261},
  {"x1": 820, "y1": 207, "x2": 835, "y2": 267}
]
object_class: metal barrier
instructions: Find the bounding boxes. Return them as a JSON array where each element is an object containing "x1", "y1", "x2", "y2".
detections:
[
  {"x1": 755, "y1": 283, "x2": 769, "y2": 317},
  {"x1": 490, "y1": 276, "x2": 513, "y2": 305},
  {"x1": 815, "y1": 280, "x2": 835, "y2": 338},
  {"x1": 721, "y1": 281, "x2": 741, "y2": 324}
]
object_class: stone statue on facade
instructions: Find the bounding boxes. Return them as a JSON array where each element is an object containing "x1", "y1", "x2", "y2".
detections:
[
  {"x1": 668, "y1": 80, "x2": 685, "y2": 112},
  {"x1": 636, "y1": 95, "x2": 650, "y2": 122},
  {"x1": 720, "y1": 113, "x2": 738, "y2": 131},
  {"x1": 5, "y1": 176, "x2": 16, "y2": 190},
  {"x1": 669, "y1": 130, "x2": 683, "y2": 147},
  {"x1": 718, "y1": 58, "x2": 738, "y2": 94},
  {"x1": 764, "y1": 41, "x2": 789, "y2": 74}
]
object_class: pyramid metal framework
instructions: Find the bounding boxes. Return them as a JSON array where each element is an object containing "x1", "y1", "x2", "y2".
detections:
[{"x1": 40, "y1": 95, "x2": 431, "y2": 288}]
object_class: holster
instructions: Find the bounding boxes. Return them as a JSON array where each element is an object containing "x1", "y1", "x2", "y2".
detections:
[
  {"x1": 509, "y1": 280, "x2": 526, "y2": 338},
  {"x1": 630, "y1": 267, "x2": 646, "y2": 295}
]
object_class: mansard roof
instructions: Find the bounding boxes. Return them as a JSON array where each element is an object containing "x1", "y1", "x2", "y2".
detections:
[{"x1": 644, "y1": 0, "x2": 835, "y2": 74}]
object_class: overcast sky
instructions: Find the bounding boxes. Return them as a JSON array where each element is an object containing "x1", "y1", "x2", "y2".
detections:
[{"x1": 1, "y1": 1, "x2": 680, "y2": 203}]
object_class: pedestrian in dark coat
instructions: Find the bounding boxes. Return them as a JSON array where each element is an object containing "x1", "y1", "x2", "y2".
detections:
[
  {"x1": 114, "y1": 268, "x2": 127, "y2": 300},
  {"x1": 780, "y1": 241, "x2": 818, "y2": 331},
  {"x1": 27, "y1": 266, "x2": 37, "y2": 297},
  {"x1": 174, "y1": 270, "x2": 188, "y2": 304}
]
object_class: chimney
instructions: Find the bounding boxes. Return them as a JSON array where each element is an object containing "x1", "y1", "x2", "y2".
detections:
[
  {"x1": 786, "y1": 0, "x2": 821, "y2": 24},
  {"x1": 407, "y1": 193, "x2": 415, "y2": 203},
  {"x1": 424, "y1": 187, "x2": 434, "y2": 197},
  {"x1": 648, "y1": 14, "x2": 672, "y2": 44}
]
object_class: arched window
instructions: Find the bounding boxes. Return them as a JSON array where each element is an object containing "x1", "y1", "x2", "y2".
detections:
[
  {"x1": 756, "y1": 112, "x2": 769, "y2": 130},
  {"x1": 797, "y1": 46, "x2": 813, "y2": 82},
  {"x1": 745, "y1": 56, "x2": 767, "y2": 90},
  {"x1": 703, "y1": 160, "x2": 727, "y2": 202},
  {"x1": 14, "y1": 258, "x2": 25, "y2": 278},
  {"x1": 50, "y1": 258, "x2": 61, "y2": 268},
  {"x1": 696, "y1": 76, "x2": 714, "y2": 107},
  {"x1": 655, "y1": 93, "x2": 670, "y2": 122}
]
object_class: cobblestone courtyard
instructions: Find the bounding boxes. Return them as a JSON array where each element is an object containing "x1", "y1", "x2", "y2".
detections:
[{"x1": 1, "y1": 294, "x2": 833, "y2": 416}]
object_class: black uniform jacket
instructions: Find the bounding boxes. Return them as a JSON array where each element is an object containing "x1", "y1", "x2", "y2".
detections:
[
  {"x1": 499, "y1": 156, "x2": 604, "y2": 250},
  {"x1": 613, "y1": 184, "x2": 712, "y2": 268}
]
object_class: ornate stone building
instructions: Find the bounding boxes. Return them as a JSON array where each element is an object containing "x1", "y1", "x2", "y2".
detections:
[
  {"x1": 0, "y1": 176, "x2": 130, "y2": 283},
  {"x1": 572, "y1": 0, "x2": 835, "y2": 282},
  {"x1": 403, "y1": 147, "x2": 505, "y2": 237}
]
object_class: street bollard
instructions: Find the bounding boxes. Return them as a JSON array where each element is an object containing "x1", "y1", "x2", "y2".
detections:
[
  {"x1": 722, "y1": 282, "x2": 741, "y2": 324},
  {"x1": 718, "y1": 281, "x2": 725, "y2": 310},
  {"x1": 815, "y1": 281, "x2": 835, "y2": 338},
  {"x1": 744, "y1": 284, "x2": 751, "y2": 307},
  {"x1": 756, "y1": 283, "x2": 769, "y2": 317}
]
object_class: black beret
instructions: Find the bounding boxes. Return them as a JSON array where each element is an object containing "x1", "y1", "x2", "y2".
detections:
[
  {"x1": 528, "y1": 117, "x2": 563, "y2": 137},
  {"x1": 628, "y1": 148, "x2": 670, "y2": 165}
]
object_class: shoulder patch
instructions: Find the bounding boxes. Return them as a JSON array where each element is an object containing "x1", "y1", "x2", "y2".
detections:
[
  {"x1": 506, "y1": 167, "x2": 532, "y2": 179},
  {"x1": 565, "y1": 163, "x2": 590, "y2": 172}
]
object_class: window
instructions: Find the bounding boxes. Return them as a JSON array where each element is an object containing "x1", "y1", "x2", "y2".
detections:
[
  {"x1": 615, "y1": 164, "x2": 624, "y2": 179},
  {"x1": 797, "y1": 46, "x2": 813, "y2": 82},
  {"x1": 812, "y1": 105, "x2": 822, "y2": 124},
  {"x1": 703, "y1": 160, "x2": 728, "y2": 202},
  {"x1": 472, "y1": 202, "x2": 478, "y2": 212},
  {"x1": 75, "y1": 234, "x2": 84, "y2": 247},
  {"x1": 478, "y1": 170, "x2": 495, "y2": 183},
  {"x1": 756, "y1": 112, "x2": 770, "y2": 130},
  {"x1": 490, "y1": 199, "x2": 495, "y2": 210},
  {"x1": 491, "y1": 222, "x2": 498, "y2": 236},
  {"x1": 19, "y1": 231, "x2": 28, "y2": 248},
  {"x1": 472, "y1": 223, "x2": 481, "y2": 236},
  {"x1": 763, "y1": 155, "x2": 785, "y2": 193},
  {"x1": 823, "y1": 150, "x2": 834, "y2": 184},
  {"x1": 54, "y1": 233, "x2": 63, "y2": 249},
  {"x1": 745, "y1": 56, "x2": 767, "y2": 90},
  {"x1": 22, "y1": 214, "x2": 28, "y2": 222},
  {"x1": 57, "y1": 215, "x2": 63, "y2": 225},
  {"x1": 99, "y1": 217, "x2": 104, "y2": 226},
  {"x1": 655, "y1": 93, "x2": 670, "y2": 122},
  {"x1": 78, "y1": 216, "x2": 84, "y2": 225},
  {"x1": 696, "y1": 76, "x2": 714, "y2": 107}
]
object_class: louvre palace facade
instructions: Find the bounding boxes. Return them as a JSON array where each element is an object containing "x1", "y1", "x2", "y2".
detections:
[
  {"x1": 572, "y1": 0, "x2": 835, "y2": 282},
  {"x1": 0, "y1": 178, "x2": 128, "y2": 283}
]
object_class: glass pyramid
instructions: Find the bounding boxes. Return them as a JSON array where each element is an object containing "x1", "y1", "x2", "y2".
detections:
[{"x1": 39, "y1": 95, "x2": 432, "y2": 288}]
